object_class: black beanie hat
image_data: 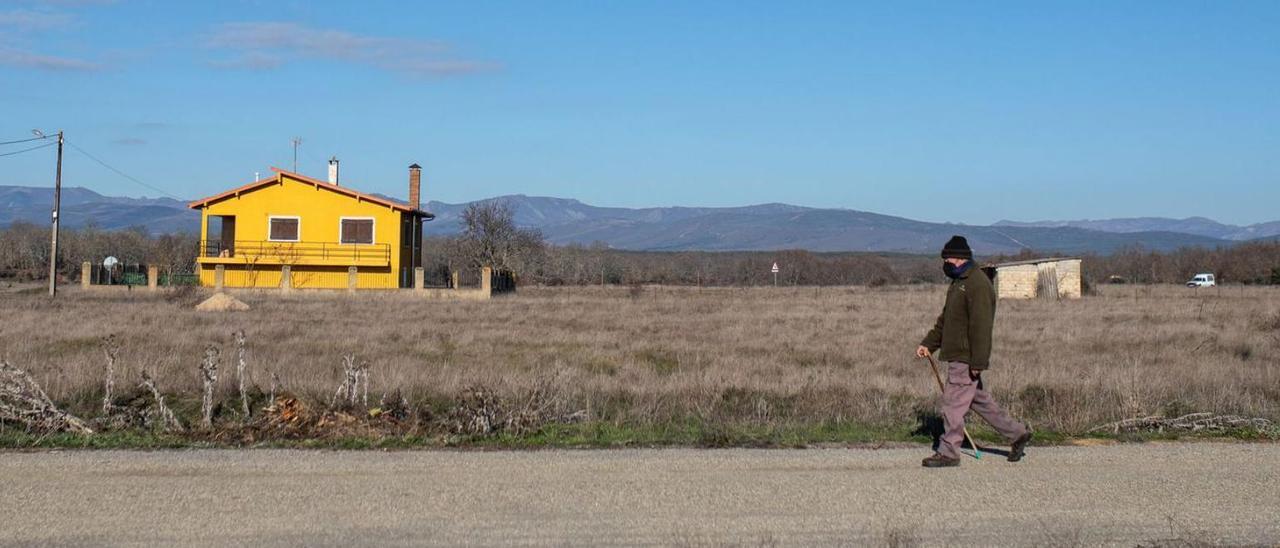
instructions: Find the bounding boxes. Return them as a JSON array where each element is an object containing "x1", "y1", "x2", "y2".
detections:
[{"x1": 941, "y1": 235, "x2": 973, "y2": 260}]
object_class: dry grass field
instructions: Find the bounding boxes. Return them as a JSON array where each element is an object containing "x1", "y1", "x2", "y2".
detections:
[{"x1": 1, "y1": 283, "x2": 1278, "y2": 444}]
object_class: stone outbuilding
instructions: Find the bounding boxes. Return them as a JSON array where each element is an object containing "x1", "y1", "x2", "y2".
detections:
[{"x1": 981, "y1": 258, "x2": 1082, "y2": 300}]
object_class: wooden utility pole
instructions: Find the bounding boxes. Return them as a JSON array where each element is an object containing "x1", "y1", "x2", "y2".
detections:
[{"x1": 48, "y1": 130, "x2": 64, "y2": 297}]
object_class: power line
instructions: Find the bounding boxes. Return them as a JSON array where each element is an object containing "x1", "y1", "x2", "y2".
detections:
[
  {"x1": 0, "y1": 135, "x2": 51, "y2": 146},
  {"x1": 65, "y1": 142, "x2": 184, "y2": 200},
  {"x1": 0, "y1": 141, "x2": 55, "y2": 157}
]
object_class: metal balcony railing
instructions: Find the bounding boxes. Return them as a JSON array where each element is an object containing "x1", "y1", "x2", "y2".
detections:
[{"x1": 200, "y1": 240, "x2": 391, "y2": 263}]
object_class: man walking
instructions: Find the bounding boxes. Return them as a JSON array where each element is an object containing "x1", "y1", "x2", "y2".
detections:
[{"x1": 915, "y1": 235, "x2": 1031, "y2": 468}]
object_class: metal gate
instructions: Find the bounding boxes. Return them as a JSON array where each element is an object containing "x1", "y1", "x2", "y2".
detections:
[
  {"x1": 87, "y1": 259, "x2": 199, "y2": 287},
  {"x1": 88, "y1": 259, "x2": 147, "y2": 286}
]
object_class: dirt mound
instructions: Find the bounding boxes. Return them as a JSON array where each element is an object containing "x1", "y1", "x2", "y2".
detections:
[{"x1": 195, "y1": 292, "x2": 250, "y2": 312}]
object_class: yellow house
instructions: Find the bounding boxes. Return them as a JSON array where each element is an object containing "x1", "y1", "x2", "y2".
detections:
[{"x1": 189, "y1": 163, "x2": 433, "y2": 289}]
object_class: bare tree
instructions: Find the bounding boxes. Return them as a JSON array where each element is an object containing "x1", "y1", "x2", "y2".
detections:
[{"x1": 456, "y1": 200, "x2": 546, "y2": 274}]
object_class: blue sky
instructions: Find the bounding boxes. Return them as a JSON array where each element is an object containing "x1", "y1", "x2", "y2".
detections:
[{"x1": 2, "y1": 1, "x2": 1277, "y2": 225}]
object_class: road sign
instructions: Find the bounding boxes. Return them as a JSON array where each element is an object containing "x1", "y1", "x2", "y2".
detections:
[
  {"x1": 771, "y1": 262, "x2": 779, "y2": 273},
  {"x1": 103, "y1": 256, "x2": 119, "y2": 269}
]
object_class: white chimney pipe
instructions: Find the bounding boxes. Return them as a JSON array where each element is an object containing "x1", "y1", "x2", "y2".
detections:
[{"x1": 328, "y1": 156, "x2": 339, "y2": 185}]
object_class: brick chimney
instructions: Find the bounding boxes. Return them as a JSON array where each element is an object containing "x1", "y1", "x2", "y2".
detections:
[
  {"x1": 408, "y1": 163, "x2": 422, "y2": 210},
  {"x1": 328, "y1": 156, "x2": 339, "y2": 185}
]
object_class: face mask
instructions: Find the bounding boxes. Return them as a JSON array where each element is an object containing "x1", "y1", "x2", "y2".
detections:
[{"x1": 943, "y1": 261, "x2": 969, "y2": 279}]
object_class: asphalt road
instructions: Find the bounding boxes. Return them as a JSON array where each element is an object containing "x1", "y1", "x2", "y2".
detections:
[{"x1": 2, "y1": 444, "x2": 1278, "y2": 547}]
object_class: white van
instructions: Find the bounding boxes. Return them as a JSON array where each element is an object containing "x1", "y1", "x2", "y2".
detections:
[{"x1": 1186, "y1": 273, "x2": 1216, "y2": 288}]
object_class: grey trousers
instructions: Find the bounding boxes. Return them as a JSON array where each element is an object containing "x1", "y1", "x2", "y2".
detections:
[{"x1": 939, "y1": 361, "x2": 1027, "y2": 459}]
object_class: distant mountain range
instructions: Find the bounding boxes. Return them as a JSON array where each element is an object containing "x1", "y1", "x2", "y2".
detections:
[
  {"x1": 2, "y1": 185, "x2": 1274, "y2": 255},
  {"x1": 424, "y1": 195, "x2": 1235, "y2": 254},
  {"x1": 0, "y1": 185, "x2": 194, "y2": 234},
  {"x1": 994, "y1": 217, "x2": 1280, "y2": 241}
]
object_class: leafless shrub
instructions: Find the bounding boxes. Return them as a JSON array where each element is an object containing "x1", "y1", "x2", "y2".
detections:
[
  {"x1": 0, "y1": 361, "x2": 93, "y2": 434},
  {"x1": 330, "y1": 354, "x2": 369, "y2": 409},
  {"x1": 445, "y1": 386, "x2": 504, "y2": 435},
  {"x1": 444, "y1": 373, "x2": 578, "y2": 437},
  {"x1": 138, "y1": 370, "x2": 183, "y2": 432},
  {"x1": 376, "y1": 389, "x2": 412, "y2": 421},
  {"x1": 199, "y1": 344, "x2": 219, "y2": 428},
  {"x1": 505, "y1": 377, "x2": 561, "y2": 436},
  {"x1": 233, "y1": 330, "x2": 249, "y2": 419},
  {"x1": 268, "y1": 370, "x2": 280, "y2": 406},
  {"x1": 101, "y1": 334, "x2": 119, "y2": 414},
  {"x1": 361, "y1": 364, "x2": 369, "y2": 407}
]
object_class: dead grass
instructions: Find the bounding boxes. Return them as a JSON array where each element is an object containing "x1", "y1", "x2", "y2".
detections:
[{"x1": 0, "y1": 284, "x2": 1277, "y2": 441}]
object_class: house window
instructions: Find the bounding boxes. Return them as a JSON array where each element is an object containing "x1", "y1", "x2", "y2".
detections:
[
  {"x1": 340, "y1": 218, "x2": 374, "y2": 244},
  {"x1": 268, "y1": 216, "x2": 300, "y2": 242}
]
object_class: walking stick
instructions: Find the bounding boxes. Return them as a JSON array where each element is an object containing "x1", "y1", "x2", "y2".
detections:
[{"x1": 924, "y1": 353, "x2": 982, "y2": 460}]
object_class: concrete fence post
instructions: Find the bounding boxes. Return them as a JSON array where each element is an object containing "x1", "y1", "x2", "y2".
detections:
[
  {"x1": 414, "y1": 267, "x2": 425, "y2": 291},
  {"x1": 347, "y1": 266, "x2": 358, "y2": 291},
  {"x1": 81, "y1": 262, "x2": 91, "y2": 289},
  {"x1": 147, "y1": 265, "x2": 158, "y2": 291},
  {"x1": 451, "y1": 271, "x2": 459, "y2": 290},
  {"x1": 214, "y1": 265, "x2": 225, "y2": 291},
  {"x1": 280, "y1": 265, "x2": 292, "y2": 292},
  {"x1": 481, "y1": 266, "x2": 492, "y2": 297}
]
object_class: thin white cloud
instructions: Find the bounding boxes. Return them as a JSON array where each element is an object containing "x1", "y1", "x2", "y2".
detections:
[
  {"x1": 38, "y1": 0, "x2": 117, "y2": 5},
  {"x1": 0, "y1": 6, "x2": 98, "y2": 71},
  {"x1": 0, "y1": 8, "x2": 74, "y2": 30},
  {"x1": 207, "y1": 50, "x2": 282, "y2": 70},
  {"x1": 0, "y1": 46, "x2": 98, "y2": 70},
  {"x1": 112, "y1": 137, "x2": 146, "y2": 146},
  {"x1": 205, "y1": 21, "x2": 495, "y2": 77}
]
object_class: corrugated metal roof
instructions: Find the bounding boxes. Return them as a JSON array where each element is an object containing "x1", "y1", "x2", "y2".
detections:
[{"x1": 988, "y1": 257, "x2": 1081, "y2": 268}]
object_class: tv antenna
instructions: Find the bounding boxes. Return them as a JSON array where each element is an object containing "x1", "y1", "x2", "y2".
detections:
[{"x1": 291, "y1": 137, "x2": 303, "y2": 172}]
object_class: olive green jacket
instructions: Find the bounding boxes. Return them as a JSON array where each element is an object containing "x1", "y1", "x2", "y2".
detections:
[{"x1": 920, "y1": 266, "x2": 996, "y2": 369}]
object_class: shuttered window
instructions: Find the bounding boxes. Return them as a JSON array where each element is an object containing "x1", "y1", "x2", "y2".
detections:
[
  {"x1": 341, "y1": 218, "x2": 374, "y2": 244},
  {"x1": 268, "y1": 217, "x2": 299, "y2": 242}
]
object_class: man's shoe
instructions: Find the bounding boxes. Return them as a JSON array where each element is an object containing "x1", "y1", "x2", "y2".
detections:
[
  {"x1": 1008, "y1": 431, "x2": 1033, "y2": 462},
  {"x1": 921, "y1": 453, "x2": 960, "y2": 468}
]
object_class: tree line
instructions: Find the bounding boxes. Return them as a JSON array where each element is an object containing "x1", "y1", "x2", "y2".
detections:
[
  {"x1": 0, "y1": 222, "x2": 195, "y2": 282},
  {"x1": 3, "y1": 206, "x2": 1278, "y2": 287}
]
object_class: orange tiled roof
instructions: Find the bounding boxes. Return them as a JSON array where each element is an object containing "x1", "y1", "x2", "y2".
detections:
[{"x1": 187, "y1": 167, "x2": 433, "y2": 218}]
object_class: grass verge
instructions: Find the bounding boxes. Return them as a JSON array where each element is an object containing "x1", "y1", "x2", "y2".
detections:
[{"x1": 1, "y1": 421, "x2": 1271, "y2": 450}]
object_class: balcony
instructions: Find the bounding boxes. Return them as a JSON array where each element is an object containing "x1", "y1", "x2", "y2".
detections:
[{"x1": 197, "y1": 240, "x2": 391, "y2": 267}]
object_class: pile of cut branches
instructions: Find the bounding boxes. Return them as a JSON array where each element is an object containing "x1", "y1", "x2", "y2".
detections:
[
  {"x1": 1090, "y1": 412, "x2": 1274, "y2": 435},
  {"x1": 0, "y1": 361, "x2": 93, "y2": 435}
]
